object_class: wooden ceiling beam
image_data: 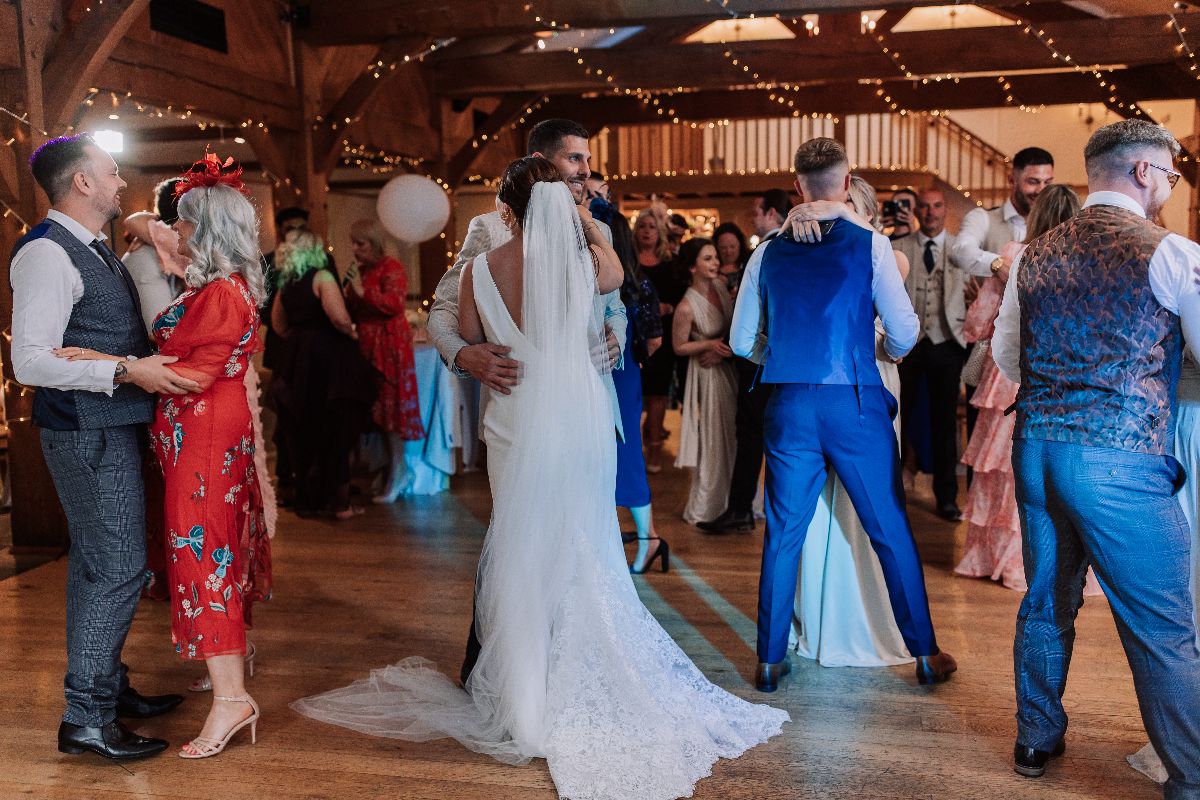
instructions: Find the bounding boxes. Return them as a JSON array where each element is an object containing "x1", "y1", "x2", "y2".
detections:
[
  {"x1": 298, "y1": 0, "x2": 1036, "y2": 45},
  {"x1": 313, "y1": 36, "x2": 428, "y2": 171},
  {"x1": 41, "y1": 0, "x2": 150, "y2": 129},
  {"x1": 0, "y1": 4, "x2": 20, "y2": 70},
  {"x1": 527, "y1": 66, "x2": 1197, "y2": 129},
  {"x1": 431, "y1": 13, "x2": 1199, "y2": 97},
  {"x1": 91, "y1": 39, "x2": 301, "y2": 131},
  {"x1": 445, "y1": 92, "x2": 542, "y2": 185}
]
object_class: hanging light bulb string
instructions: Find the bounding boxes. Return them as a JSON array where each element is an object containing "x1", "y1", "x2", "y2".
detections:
[{"x1": 1168, "y1": 12, "x2": 1200, "y2": 80}]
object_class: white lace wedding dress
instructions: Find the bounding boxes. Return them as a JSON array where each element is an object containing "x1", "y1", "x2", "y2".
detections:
[{"x1": 292, "y1": 183, "x2": 787, "y2": 800}]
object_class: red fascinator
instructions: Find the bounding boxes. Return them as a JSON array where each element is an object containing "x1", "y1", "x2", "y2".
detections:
[{"x1": 174, "y1": 151, "x2": 248, "y2": 198}]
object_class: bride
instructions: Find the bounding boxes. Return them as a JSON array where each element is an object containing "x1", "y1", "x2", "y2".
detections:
[{"x1": 292, "y1": 156, "x2": 787, "y2": 800}]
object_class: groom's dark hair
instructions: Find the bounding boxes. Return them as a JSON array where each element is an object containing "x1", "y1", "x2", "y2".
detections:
[{"x1": 527, "y1": 119, "x2": 590, "y2": 157}]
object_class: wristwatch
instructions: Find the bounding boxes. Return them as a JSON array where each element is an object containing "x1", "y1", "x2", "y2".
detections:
[{"x1": 990, "y1": 256, "x2": 1005, "y2": 274}]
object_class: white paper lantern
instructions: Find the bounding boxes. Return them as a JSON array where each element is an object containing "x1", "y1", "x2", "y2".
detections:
[{"x1": 376, "y1": 175, "x2": 450, "y2": 243}]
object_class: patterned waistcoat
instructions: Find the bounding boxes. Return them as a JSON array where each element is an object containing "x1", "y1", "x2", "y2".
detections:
[
  {"x1": 1015, "y1": 204, "x2": 1177, "y2": 454},
  {"x1": 11, "y1": 219, "x2": 154, "y2": 431}
]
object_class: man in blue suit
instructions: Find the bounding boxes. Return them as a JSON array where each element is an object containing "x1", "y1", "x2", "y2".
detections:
[{"x1": 731, "y1": 137, "x2": 957, "y2": 691}]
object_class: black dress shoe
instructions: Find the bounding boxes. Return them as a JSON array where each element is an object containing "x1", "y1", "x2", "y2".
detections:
[
  {"x1": 1014, "y1": 739, "x2": 1066, "y2": 777},
  {"x1": 697, "y1": 509, "x2": 755, "y2": 535},
  {"x1": 116, "y1": 687, "x2": 184, "y2": 719},
  {"x1": 754, "y1": 658, "x2": 791, "y2": 692},
  {"x1": 58, "y1": 720, "x2": 168, "y2": 761},
  {"x1": 937, "y1": 503, "x2": 963, "y2": 522},
  {"x1": 915, "y1": 651, "x2": 958, "y2": 685}
]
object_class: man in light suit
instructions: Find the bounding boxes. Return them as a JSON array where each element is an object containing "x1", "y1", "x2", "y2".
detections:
[
  {"x1": 892, "y1": 188, "x2": 966, "y2": 520},
  {"x1": 427, "y1": 118, "x2": 626, "y2": 684}
]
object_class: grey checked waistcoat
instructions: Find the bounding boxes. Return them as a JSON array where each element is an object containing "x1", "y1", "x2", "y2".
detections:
[{"x1": 11, "y1": 218, "x2": 154, "y2": 430}]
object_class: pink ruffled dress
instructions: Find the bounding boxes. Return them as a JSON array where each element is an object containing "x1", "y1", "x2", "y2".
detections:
[{"x1": 954, "y1": 275, "x2": 1102, "y2": 595}]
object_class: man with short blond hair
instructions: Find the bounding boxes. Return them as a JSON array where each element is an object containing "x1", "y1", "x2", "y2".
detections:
[{"x1": 731, "y1": 137, "x2": 956, "y2": 692}]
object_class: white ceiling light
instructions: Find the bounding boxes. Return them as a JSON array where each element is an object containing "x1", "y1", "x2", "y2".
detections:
[{"x1": 92, "y1": 130, "x2": 124, "y2": 153}]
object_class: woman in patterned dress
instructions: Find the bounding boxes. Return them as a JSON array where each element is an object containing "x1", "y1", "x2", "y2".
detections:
[
  {"x1": 63, "y1": 156, "x2": 270, "y2": 758},
  {"x1": 955, "y1": 184, "x2": 1102, "y2": 597},
  {"x1": 343, "y1": 219, "x2": 424, "y2": 504}
]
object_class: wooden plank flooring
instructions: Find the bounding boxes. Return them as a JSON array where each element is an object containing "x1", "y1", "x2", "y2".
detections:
[{"x1": 0, "y1": 446, "x2": 1161, "y2": 799}]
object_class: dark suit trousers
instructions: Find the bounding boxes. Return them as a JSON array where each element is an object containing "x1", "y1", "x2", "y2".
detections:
[
  {"x1": 726, "y1": 357, "x2": 773, "y2": 516},
  {"x1": 898, "y1": 338, "x2": 966, "y2": 508},
  {"x1": 42, "y1": 426, "x2": 146, "y2": 726}
]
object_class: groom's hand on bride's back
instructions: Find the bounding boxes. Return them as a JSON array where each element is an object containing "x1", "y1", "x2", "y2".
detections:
[{"x1": 456, "y1": 343, "x2": 522, "y2": 394}]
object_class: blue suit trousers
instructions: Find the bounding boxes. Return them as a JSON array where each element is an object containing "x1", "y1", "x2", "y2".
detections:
[
  {"x1": 1013, "y1": 438, "x2": 1200, "y2": 800},
  {"x1": 758, "y1": 383, "x2": 938, "y2": 664}
]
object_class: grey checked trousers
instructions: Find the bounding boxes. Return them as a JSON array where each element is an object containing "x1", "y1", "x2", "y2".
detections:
[{"x1": 42, "y1": 425, "x2": 146, "y2": 726}]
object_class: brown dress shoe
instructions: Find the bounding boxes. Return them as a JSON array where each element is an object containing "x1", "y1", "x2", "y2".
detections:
[{"x1": 916, "y1": 651, "x2": 957, "y2": 685}]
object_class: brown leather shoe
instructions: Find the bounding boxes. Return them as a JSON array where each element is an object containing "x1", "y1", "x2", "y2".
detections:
[{"x1": 916, "y1": 651, "x2": 957, "y2": 685}]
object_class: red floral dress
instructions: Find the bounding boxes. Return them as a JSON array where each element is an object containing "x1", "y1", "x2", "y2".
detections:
[
  {"x1": 347, "y1": 255, "x2": 424, "y2": 439},
  {"x1": 151, "y1": 274, "x2": 272, "y2": 659}
]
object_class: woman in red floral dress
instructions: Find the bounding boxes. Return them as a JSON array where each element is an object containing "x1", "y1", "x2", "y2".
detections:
[
  {"x1": 344, "y1": 219, "x2": 424, "y2": 503},
  {"x1": 67, "y1": 156, "x2": 271, "y2": 759}
]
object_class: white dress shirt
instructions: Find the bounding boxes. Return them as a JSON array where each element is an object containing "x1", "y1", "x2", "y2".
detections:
[
  {"x1": 953, "y1": 199, "x2": 1026, "y2": 277},
  {"x1": 11, "y1": 209, "x2": 120, "y2": 393},
  {"x1": 993, "y1": 191, "x2": 1200, "y2": 384},
  {"x1": 731, "y1": 226, "x2": 918, "y2": 363}
]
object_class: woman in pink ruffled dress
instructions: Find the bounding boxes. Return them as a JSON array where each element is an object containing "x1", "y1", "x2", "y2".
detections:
[{"x1": 955, "y1": 184, "x2": 1102, "y2": 596}]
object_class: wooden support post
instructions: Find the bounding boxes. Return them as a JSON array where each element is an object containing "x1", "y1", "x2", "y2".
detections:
[{"x1": 6, "y1": 0, "x2": 68, "y2": 551}]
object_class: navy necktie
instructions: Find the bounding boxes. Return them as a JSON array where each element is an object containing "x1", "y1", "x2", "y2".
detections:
[
  {"x1": 924, "y1": 239, "x2": 936, "y2": 273},
  {"x1": 91, "y1": 238, "x2": 141, "y2": 305}
]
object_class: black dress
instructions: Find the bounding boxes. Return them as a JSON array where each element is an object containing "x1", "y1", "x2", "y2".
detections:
[
  {"x1": 640, "y1": 260, "x2": 688, "y2": 397},
  {"x1": 273, "y1": 269, "x2": 376, "y2": 513}
]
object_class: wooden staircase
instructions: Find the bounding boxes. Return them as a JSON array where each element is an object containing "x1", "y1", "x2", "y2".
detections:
[{"x1": 595, "y1": 111, "x2": 1013, "y2": 215}]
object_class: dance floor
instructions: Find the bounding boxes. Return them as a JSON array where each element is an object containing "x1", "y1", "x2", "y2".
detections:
[{"x1": 0, "y1": 448, "x2": 1158, "y2": 799}]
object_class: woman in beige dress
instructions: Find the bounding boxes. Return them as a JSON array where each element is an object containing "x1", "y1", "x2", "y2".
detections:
[{"x1": 672, "y1": 237, "x2": 738, "y2": 525}]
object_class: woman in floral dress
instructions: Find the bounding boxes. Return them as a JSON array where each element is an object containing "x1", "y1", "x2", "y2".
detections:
[
  {"x1": 66, "y1": 155, "x2": 271, "y2": 758},
  {"x1": 343, "y1": 219, "x2": 424, "y2": 504}
]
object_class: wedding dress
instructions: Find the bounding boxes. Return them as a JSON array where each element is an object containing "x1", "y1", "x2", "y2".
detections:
[
  {"x1": 292, "y1": 182, "x2": 787, "y2": 800},
  {"x1": 790, "y1": 323, "x2": 912, "y2": 667}
]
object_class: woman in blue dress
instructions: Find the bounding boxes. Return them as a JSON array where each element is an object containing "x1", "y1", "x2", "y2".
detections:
[{"x1": 606, "y1": 213, "x2": 667, "y2": 573}]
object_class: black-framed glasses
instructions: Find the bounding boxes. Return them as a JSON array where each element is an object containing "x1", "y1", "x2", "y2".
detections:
[{"x1": 1131, "y1": 162, "x2": 1182, "y2": 189}]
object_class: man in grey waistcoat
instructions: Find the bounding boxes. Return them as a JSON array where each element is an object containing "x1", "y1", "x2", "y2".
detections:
[
  {"x1": 428, "y1": 119, "x2": 626, "y2": 684},
  {"x1": 11, "y1": 134, "x2": 201, "y2": 760}
]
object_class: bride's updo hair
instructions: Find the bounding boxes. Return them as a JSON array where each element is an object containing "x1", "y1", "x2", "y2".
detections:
[{"x1": 498, "y1": 156, "x2": 564, "y2": 225}]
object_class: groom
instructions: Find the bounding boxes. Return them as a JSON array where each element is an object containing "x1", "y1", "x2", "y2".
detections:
[
  {"x1": 428, "y1": 118, "x2": 627, "y2": 684},
  {"x1": 730, "y1": 137, "x2": 957, "y2": 691}
]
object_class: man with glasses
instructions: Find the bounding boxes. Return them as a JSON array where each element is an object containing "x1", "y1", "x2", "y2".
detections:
[{"x1": 992, "y1": 119, "x2": 1200, "y2": 795}]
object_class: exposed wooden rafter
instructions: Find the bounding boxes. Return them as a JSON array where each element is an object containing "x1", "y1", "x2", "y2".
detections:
[
  {"x1": 445, "y1": 93, "x2": 543, "y2": 185},
  {"x1": 313, "y1": 35, "x2": 429, "y2": 172},
  {"x1": 430, "y1": 13, "x2": 1198, "y2": 97},
  {"x1": 41, "y1": 0, "x2": 149, "y2": 129},
  {"x1": 299, "y1": 0, "x2": 1033, "y2": 46}
]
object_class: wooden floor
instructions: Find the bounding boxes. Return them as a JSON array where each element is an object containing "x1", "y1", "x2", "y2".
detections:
[{"x1": 0, "y1": 437, "x2": 1161, "y2": 799}]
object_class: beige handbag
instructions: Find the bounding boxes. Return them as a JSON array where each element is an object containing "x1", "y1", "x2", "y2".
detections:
[{"x1": 961, "y1": 340, "x2": 991, "y2": 387}]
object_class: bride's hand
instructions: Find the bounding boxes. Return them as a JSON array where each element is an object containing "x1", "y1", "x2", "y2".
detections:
[
  {"x1": 53, "y1": 347, "x2": 121, "y2": 362},
  {"x1": 785, "y1": 200, "x2": 847, "y2": 243}
]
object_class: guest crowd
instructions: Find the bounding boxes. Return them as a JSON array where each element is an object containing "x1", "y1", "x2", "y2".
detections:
[{"x1": 10, "y1": 111, "x2": 1200, "y2": 800}]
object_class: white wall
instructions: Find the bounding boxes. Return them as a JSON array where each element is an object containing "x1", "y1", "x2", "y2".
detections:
[{"x1": 948, "y1": 101, "x2": 1196, "y2": 235}]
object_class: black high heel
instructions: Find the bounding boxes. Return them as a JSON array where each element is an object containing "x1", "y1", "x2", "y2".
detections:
[{"x1": 630, "y1": 536, "x2": 670, "y2": 574}]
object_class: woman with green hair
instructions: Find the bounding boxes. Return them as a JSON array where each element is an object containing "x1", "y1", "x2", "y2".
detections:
[{"x1": 270, "y1": 230, "x2": 376, "y2": 519}]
